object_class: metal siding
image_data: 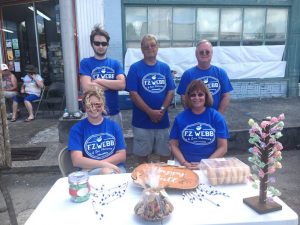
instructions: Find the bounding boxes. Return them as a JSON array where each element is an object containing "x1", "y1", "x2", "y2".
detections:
[
  {"x1": 103, "y1": 0, "x2": 123, "y2": 64},
  {"x1": 76, "y1": 0, "x2": 104, "y2": 60}
]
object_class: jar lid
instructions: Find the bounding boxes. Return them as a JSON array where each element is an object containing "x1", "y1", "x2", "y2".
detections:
[{"x1": 68, "y1": 171, "x2": 89, "y2": 184}]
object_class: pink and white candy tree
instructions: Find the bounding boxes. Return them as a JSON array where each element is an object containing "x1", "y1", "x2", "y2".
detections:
[{"x1": 243, "y1": 113, "x2": 285, "y2": 214}]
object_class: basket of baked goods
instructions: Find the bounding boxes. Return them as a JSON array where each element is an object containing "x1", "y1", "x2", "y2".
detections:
[
  {"x1": 200, "y1": 157, "x2": 250, "y2": 186},
  {"x1": 131, "y1": 163, "x2": 199, "y2": 189}
]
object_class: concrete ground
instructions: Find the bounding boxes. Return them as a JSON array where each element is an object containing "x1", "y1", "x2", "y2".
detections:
[{"x1": 1, "y1": 97, "x2": 300, "y2": 224}]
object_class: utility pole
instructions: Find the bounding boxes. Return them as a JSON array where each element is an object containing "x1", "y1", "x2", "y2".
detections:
[{"x1": 0, "y1": 71, "x2": 18, "y2": 225}]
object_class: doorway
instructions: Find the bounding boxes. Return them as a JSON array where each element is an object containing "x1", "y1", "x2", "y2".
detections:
[{"x1": 0, "y1": 0, "x2": 63, "y2": 85}]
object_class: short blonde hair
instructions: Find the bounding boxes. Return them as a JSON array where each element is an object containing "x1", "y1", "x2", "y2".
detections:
[
  {"x1": 196, "y1": 39, "x2": 212, "y2": 48},
  {"x1": 184, "y1": 80, "x2": 213, "y2": 108},
  {"x1": 141, "y1": 34, "x2": 158, "y2": 47},
  {"x1": 82, "y1": 87, "x2": 107, "y2": 114}
]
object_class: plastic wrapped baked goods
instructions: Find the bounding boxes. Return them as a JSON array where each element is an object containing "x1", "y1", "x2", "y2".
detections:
[
  {"x1": 200, "y1": 157, "x2": 250, "y2": 185},
  {"x1": 134, "y1": 188, "x2": 173, "y2": 221}
]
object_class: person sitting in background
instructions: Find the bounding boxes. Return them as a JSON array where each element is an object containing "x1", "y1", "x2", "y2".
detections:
[
  {"x1": 1, "y1": 63, "x2": 18, "y2": 119},
  {"x1": 11, "y1": 65, "x2": 44, "y2": 122},
  {"x1": 1, "y1": 63, "x2": 18, "y2": 99},
  {"x1": 169, "y1": 80, "x2": 229, "y2": 170},
  {"x1": 1, "y1": 64, "x2": 18, "y2": 98},
  {"x1": 68, "y1": 87, "x2": 126, "y2": 175}
]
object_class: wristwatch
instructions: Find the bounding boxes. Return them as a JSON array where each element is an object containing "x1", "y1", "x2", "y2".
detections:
[{"x1": 160, "y1": 106, "x2": 166, "y2": 112}]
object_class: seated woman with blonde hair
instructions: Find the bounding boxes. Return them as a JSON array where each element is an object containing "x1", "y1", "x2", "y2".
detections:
[
  {"x1": 68, "y1": 87, "x2": 126, "y2": 175},
  {"x1": 169, "y1": 80, "x2": 229, "y2": 170}
]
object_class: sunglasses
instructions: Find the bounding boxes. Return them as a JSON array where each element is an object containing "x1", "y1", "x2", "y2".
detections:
[
  {"x1": 189, "y1": 93, "x2": 204, "y2": 98},
  {"x1": 199, "y1": 50, "x2": 210, "y2": 56},
  {"x1": 86, "y1": 102, "x2": 102, "y2": 109},
  {"x1": 93, "y1": 41, "x2": 108, "y2": 47},
  {"x1": 142, "y1": 44, "x2": 157, "y2": 50}
]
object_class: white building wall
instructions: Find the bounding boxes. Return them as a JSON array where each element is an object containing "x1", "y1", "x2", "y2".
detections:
[
  {"x1": 75, "y1": 0, "x2": 104, "y2": 60},
  {"x1": 103, "y1": 0, "x2": 123, "y2": 65},
  {"x1": 75, "y1": 0, "x2": 123, "y2": 65}
]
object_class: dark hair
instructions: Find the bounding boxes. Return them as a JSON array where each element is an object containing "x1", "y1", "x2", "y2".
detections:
[
  {"x1": 25, "y1": 64, "x2": 37, "y2": 73},
  {"x1": 184, "y1": 80, "x2": 213, "y2": 108},
  {"x1": 90, "y1": 24, "x2": 110, "y2": 46}
]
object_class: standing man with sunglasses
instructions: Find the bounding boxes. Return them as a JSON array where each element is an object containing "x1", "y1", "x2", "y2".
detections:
[
  {"x1": 80, "y1": 25, "x2": 125, "y2": 127},
  {"x1": 177, "y1": 40, "x2": 233, "y2": 114}
]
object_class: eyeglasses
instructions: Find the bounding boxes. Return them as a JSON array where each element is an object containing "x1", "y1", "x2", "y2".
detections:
[
  {"x1": 199, "y1": 50, "x2": 210, "y2": 56},
  {"x1": 86, "y1": 102, "x2": 102, "y2": 109},
  {"x1": 189, "y1": 93, "x2": 204, "y2": 98},
  {"x1": 142, "y1": 44, "x2": 157, "y2": 50},
  {"x1": 93, "y1": 41, "x2": 108, "y2": 47}
]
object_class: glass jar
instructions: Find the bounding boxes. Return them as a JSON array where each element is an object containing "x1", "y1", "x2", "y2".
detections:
[{"x1": 68, "y1": 171, "x2": 90, "y2": 203}]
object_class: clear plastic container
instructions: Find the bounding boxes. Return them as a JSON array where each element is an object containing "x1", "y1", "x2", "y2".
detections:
[
  {"x1": 68, "y1": 171, "x2": 90, "y2": 203},
  {"x1": 200, "y1": 157, "x2": 250, "y2": 186}
]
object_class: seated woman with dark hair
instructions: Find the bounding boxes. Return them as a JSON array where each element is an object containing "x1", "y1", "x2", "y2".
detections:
[
  {"x1": 68, "y1": 87, "x2": 126, "y2": 175},
  {"x1": 169, "y1": 80, "x2": 229, "y2": 170},
  {"x1": 11, "y1": 65, "x2": 44, "y2": 122}
]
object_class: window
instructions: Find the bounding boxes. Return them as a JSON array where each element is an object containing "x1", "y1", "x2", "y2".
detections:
[
  {"x1": 243, "y1": 8, "x2": 265, "y2": 40},
  {"x1": 125, "y1": 7, "x2": 147, "y2": 41},
  {"x1": 148, "y1": 7, "x2": 172, "y2": 41},
  {"x1": 266, "y1": 8, "x2": 288, "y2": 40},
  {"x1": 197, "y1": 8, "x2": 219, "y2": 41},
  {"x1": 220, "y1": 8, "x2": 242, "y2": 41},
  {"x1": 125, "y1": 6, "x2": 288, "y2": 48},
  {"x1": 173, "y1": 8, "x2": 195, "y2": 41}
]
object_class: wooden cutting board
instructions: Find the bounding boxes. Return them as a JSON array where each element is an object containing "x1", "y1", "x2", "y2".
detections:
[{"x1": 131, "y1": 163, "x2": 199, "y2": 189}]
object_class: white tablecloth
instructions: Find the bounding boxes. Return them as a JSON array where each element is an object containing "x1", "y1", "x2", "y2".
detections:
[{"x1": 24, "y1": 172, "x2": 298, "y2": 225}]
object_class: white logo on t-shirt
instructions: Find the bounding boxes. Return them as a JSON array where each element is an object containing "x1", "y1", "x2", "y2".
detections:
[
  {"x1": 197, "y1": 76, "x2": 220, "y2": 95},
  {"x1": 182, "y1": 122, "x2": 215, "y2": 145},
  {"x1": 84, "y1": 133, "x2": 116, "y2": 159},
  {"x1": 91, "y1": 66, "x2": 115, "y2": 80},
  {"x1": 142, "y1": 73, "x2": 166, "y2": 93}
]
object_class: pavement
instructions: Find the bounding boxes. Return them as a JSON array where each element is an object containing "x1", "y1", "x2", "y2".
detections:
[{"x1": 1, "y1": 97, "x2": 300, "y2": 224}]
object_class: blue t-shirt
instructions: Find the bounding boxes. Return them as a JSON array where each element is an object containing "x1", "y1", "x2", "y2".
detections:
[
  {"x1": 169, "y1": 107, "x2": 229, "y2": 162},
  {"x1": 80, "y1": 57, "x2": 125, "y2": 116},
  {"x1": 68, "y1": 118, "x2": 126, "y2": 167},
  {"x1": 177, "y1": 65, "x2": 233, "y2": 110},
  {"x1": 126, "y1": 60, "x2": 176, "y2": 129}
]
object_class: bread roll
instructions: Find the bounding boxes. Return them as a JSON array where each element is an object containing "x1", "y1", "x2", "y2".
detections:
[
  {"x1": 207, "y1": 167, "x2": 218, "y2": 185},
  {"x1": 217, "y1": 168, "x2": 225, "y2": 185}
]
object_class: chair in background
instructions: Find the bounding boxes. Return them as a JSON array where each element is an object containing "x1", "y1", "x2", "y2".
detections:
[
  {"x1": 43, "y1": 82, "x2": 65, "y2": 115},
  {"x1": 33, "y1": 87, "x2": 46, "y2": 118},
  {"x1": 58, "y1": 147, "x2": 77, "y2": 177}
]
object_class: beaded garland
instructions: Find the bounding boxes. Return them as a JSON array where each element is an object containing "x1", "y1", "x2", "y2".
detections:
[
  {"x1": 90, "y1": 182, "x2": 128, "y2": 220},
  {"x1": 182, "y1": 184, "x2": 229, "y2": 207}
]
